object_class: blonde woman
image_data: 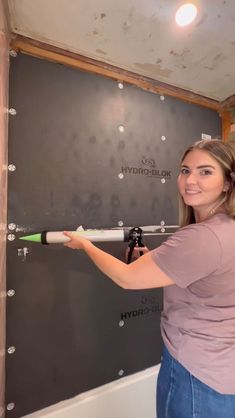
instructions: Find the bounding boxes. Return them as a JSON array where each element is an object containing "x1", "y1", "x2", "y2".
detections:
[{"x1": 64, "y1": 139, "x2": 235, "y2": 418}]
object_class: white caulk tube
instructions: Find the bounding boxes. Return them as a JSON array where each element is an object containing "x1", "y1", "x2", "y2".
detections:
[
  {"x1": 20, "y1": 229, "x2": 130, "y2": 244},
  {"x1": 45, "y1": 230, "x2": 128, "y2": 244}
]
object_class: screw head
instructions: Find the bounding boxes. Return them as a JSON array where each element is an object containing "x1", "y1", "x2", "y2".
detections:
[
  {"x1": 8, "y1": 108, "x2": 17, "y2": 116},
  {"x1": 8, "y1": 164, "x2": 16, "y2": 172},
  {"x1": 6, "y1": 402, "x2": 15, "y2": 411},
  {"x1": 7, "y1": 346, "x2": 16, "y2": 354},
  {"x1": 161, "y1": 178, "x2": 166, "y2": 184},
  {"x1": 161, "y1": 135, "x2": 166, "y2": 141},
  {"x1": 119, "y1": 320, "x2": 125, "y2": 327},
  {"x1": 160, "y1": 95, "x2": 165, "y2": 101},
  {"x1": 118, "y1": 369, "x2": 124, "y2": 376},
  {"x1": 160, "y1": 220, "x2": 165, "y2": 226},
  {"x1": 9, "y1": 49, "x2": 17, "y2": 57},
  {"x1": 118, "y1": 220, "x2": 124, "y2": 227},
  {"x1": 7, "y1": 289, "x2": 15, "y2": 297},
  {"x1": 118, "y1": 82, "x2": 124, "y2": 89},
  {"x1": 8, "y1": 234, "x2": 15, "y2": 241},
  {"x1": 8, "y1": 223, "x2": 16, "y2": 231},
  {"x1": 118, "y1": 173, "x2": 124, "y2": 179}
]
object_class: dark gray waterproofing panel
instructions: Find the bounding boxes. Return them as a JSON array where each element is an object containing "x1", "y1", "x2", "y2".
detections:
[{"x1": 6, "y1": 54, "x2": 221, "y2": 417}]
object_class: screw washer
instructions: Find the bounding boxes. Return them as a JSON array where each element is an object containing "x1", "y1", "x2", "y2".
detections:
[
  {"x1": 8, "y1": 108, "x2": 17, "y2": 116},
  {"x1": 8, "y1": 234, "x2": 15, "y2": 241},
  {"x1": 7, "y1": 346, "x2": 16, "y2": 354},
  {"x1": 8, "y1": 164, "x2": 16, "y2": 172},
  {"x1": 9, "y1": 49, "x2": 17, "y2": 57},
  {"x1": 7, "y1": 289, "x2": 15, "y2": 297},
  {"x1": 8, "y1": 223, "x2": 16, "y2": 231},
  {"x1": 6, "y1": 402, "x2": 15, "y2": 411}
]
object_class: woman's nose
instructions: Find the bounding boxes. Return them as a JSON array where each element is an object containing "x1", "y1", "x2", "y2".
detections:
[{"x1": 186, "y1": 172, "x2": 197, "y2": 184}]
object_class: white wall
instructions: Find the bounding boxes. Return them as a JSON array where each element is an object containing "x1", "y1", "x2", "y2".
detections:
[{"x1": 23, "y1": 365, "x2": 160, "y2": 418}]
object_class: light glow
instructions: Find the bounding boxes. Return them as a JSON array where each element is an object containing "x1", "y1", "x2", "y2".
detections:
[{"x1": 175, "y1": 3, "x2": 197, "y2": 26}]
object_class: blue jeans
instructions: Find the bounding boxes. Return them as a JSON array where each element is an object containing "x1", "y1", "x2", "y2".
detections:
[{"x1": 157, "y1": 346, "x2": 235, "y2": 418}]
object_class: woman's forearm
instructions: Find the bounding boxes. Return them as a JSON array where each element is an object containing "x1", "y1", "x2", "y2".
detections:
[{"x1": 64, "y1": 231, "x2": 173, "y2": 289}]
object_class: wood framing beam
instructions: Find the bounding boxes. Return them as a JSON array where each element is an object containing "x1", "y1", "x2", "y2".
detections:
[
  {"x1": 220, "y1": 98, "x2": 235, "y2": 142},
  {"x1": 10, "y1": 34, "x2": 220, "y2": 111},
  {"x1": 221, "y1": 111, "x2": 232, "y2": 142},
  {"x1": 220, "y1": 95, "x2": 235, "y2": 111}
]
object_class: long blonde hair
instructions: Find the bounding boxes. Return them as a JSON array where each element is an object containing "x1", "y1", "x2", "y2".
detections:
[{"x1": 178, "y1": 139, "x2": 235, "y2": 227}]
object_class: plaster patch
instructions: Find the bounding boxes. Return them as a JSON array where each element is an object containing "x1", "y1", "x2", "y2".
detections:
[
  {"x1": 96, "y1": 49, "x2": 107, "y2": 55},
  {"x1": 170, "y1": 48, "x2": 190, "y2": 58}
]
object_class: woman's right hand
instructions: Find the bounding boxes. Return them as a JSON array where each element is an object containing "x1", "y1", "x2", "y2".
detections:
[{"x1": 63, "y1": 231, "x2": 91, "y2": 250}]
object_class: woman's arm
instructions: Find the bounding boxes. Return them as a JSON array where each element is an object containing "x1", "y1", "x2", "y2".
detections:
[{"x1": 63, "y1": 231, "x2": 174, "y2": 290}]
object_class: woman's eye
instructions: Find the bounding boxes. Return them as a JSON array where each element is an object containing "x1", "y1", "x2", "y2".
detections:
[
  {"x1": 180, "y1": 168, "x2": 189, "y2": 174},
  {"x1": 200, "y1": 169, "x2": 212, "y2": 175}
]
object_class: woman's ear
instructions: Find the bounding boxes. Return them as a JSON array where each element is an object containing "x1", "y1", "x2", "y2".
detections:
[{"x1": 223, "y1": 181, "x2": 230, "y2": 192}]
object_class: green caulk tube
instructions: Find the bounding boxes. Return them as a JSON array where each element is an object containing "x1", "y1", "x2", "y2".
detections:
[{"x1": 19, "y1": 230, "x2": 129, "y2": 244}]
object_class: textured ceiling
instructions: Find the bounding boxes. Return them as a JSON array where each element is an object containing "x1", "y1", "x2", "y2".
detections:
[{"x1": 6, "y1": 0, "x2": 235, "y2": 101}]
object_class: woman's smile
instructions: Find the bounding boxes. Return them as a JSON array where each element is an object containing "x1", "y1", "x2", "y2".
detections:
[{"x1": 185, "y1": 189, "x2": 201, "y2": 194}]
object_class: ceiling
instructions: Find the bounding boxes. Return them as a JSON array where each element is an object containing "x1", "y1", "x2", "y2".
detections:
[{"x1": 6, "y1": 0, "x2": 235, "y2": 102}]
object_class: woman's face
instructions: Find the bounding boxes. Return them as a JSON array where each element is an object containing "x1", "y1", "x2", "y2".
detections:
[{"x1": 177, "y1": 149, "x2": 229, "y2": 215}]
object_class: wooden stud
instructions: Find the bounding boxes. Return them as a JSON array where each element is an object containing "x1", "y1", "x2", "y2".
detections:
[{"x1": 221, "y1": 111, "x2": 231, "y2": 142}]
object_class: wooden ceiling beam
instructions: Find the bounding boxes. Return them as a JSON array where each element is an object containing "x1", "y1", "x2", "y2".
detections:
[
  {"x1": 10, "y1": 34, "x2": 235, "y2": 142},
  {"x1": 10, "y1": 34, "x2": 220, "y2": 111}
]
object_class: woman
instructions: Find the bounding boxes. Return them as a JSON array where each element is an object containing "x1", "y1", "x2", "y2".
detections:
[{"x1": 64, "y1": 139, "x2": 235, "y2": 418}]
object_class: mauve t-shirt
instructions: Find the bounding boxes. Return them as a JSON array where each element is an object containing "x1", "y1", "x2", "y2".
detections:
[{"x1": 151, "y1": 213, "x2": 235, "y2": 394}]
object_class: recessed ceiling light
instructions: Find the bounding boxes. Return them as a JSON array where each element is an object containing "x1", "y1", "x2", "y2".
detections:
[{"x1": 175, "y1": 3, "x2": 198, "y2": 26}]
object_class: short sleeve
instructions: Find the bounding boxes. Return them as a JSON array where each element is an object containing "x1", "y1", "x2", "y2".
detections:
[{"x1": 150, "y1": 224, "x2": 222, "y2": 288}]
